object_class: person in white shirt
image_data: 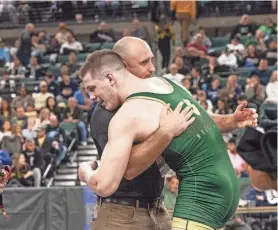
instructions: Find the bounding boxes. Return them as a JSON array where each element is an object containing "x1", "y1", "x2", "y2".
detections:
[
  {"x1": 217, "y1": 48, "x2": 238, "y2": 68},
  {"x1": 227, "y1": 37, "x2": 245, "y2": 54},
  {"x1": 163, "y1": 63, "x2": 184, "y2": 84},
  {"x1": 60, "y1": 34, "x2": 83, "y2": 54},
  {"x1": 266, "y1": 71, "x2": 278, "y2": 102},
  {"x1": 33, "y1": 81, "x2": 54, "y2": 110}
]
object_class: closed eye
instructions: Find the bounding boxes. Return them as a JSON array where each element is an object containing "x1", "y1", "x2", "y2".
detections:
[{"x1": 86, "y1": 86, "x2": 96, "y2": 92}]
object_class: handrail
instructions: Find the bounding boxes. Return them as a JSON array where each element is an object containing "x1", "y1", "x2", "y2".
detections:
[{"x1": 236, "y1": 206, "x2": 277, "y2": 214}]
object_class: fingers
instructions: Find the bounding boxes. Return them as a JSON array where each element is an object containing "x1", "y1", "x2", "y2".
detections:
[
  {"x1": 184, "y1": 109, "x2": 194, "y2": 121},
  {"x1": 161, "y1": 103, "x2": 170, "y2": 117},
  {"x1": 186, "y1": 117, "x2": 195, "y2": 126},
  {"x1": 174, "y1": 101, "x2": 184, "y2": 114},
  {"x1": 180, "y1": 105, "x2": 192, "y2": 117},
  {"x1": 236, "y1": 102, "x2": 248, "y2": 111}
]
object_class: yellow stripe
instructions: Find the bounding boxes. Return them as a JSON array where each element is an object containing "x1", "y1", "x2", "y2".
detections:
[{"x1": 172, "y1": 217, "x2": 214, "y2": 230}]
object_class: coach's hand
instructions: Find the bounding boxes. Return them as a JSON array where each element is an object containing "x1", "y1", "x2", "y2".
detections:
[
  {"x1": 233, "y1": 102, "x2": 258, "y2": 128},
  {"x1": 159, "y1": 101, "x2": 195, "y2": 138}
]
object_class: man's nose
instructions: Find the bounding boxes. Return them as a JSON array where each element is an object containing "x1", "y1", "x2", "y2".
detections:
[
  {"x1": 89, "y1": 93, "x2": 96, "y2": 101},
  {"x1": 149, "y1": 63, "x2": 156, "y2": 73}
]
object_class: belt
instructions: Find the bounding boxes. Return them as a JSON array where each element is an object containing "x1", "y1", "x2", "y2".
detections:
[{"x1": 97, "y1": 197, "x2": 162, "y2": 209}]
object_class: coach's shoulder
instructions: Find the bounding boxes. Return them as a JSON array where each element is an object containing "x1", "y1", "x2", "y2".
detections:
[{"x1": 91, "y1": 104, "x2": 116, "y2": 124}]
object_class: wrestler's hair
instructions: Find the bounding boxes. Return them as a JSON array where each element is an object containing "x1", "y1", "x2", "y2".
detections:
[{"x1": 79, "y1": 49, "x2": 125, "y2": 80}]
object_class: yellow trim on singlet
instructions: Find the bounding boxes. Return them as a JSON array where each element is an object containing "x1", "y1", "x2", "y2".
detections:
[
  {"x1": 172, "y1": 217, "x2": 214, "y2": 230},
  {"x1": 125, "y1": 95, "x2": 174, "y2": 112}
]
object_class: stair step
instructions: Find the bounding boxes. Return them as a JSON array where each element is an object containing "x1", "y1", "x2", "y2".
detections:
[
  {"x1": 57, "y1": 168, "x2": 78, "y2": 174},
  {"x1": 54, "y1": 181, "x2": 76, "y2": 186},
  {"x1": 55, "y1": 174, "x2": 78, "y2": 181},
  {"x1": 76, "y1": 156, "x2": 97, "y2": 162},
  {"x1": 78, "y1": 145, "x2": 96, "y2": 150},
  {"x1": 78, "y1": 149, "x2": 98, "y2": 155}
]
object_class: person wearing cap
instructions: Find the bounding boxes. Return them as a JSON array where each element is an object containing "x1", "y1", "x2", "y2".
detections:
[
  {"x1": 23, "y1": 138, "x2": 44, "y2": 187},
  {"x1": 33, "y1": 81, "x2": 54, "y2": 111},
  {"x1": 0, "y1": 38, "x2": 10, "y2": 67}
]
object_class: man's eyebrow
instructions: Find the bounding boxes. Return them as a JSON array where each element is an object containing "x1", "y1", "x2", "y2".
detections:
[{"x1": 86, "y1": 85, "x2": 96, "y2": 91}]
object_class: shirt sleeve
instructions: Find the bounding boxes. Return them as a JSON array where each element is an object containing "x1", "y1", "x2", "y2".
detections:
[{"x1": 90, "y1": 104, "x2": 115, "y2": 157}]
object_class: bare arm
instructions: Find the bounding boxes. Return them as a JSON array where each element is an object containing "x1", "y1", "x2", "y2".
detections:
[
  {"x1": 124, "y1": 103, "x2": 195, "y2": 180},
  {"x1": 211, "y1": 102, "x2": 258, "y2": 133}
]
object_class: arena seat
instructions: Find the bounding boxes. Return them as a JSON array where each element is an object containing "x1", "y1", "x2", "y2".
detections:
[
  {"x1": 48, "y1": 64, "x2": 61, "y2": 76},
  {"x1": 237, "y1": 67, "x2": 254, "y2": 78},
  {"x1": 86, "y1": 43, "x2": 102, "y2": 52},
  {"x1": 100, "y1": 42, "x2": 116, "y2": 49},
  {"x1": 211, "y1": 36, "x2": 230, "y2": 48}
]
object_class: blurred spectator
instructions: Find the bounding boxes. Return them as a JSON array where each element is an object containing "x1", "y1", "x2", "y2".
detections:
[
  {"x1": 10, "y1": 40, "x2": 20, "y2": 58},
  {"x1": 0, "y1": 149, "x2": 12, "y2": 166},
  {"x1": 45, "y1": 72, "x2": 59, "y2": 97},
  {"x1": 197, "y1": 90, "x2": 213, "y2": 113},
  {"x1": 2, "y1": 124, "x2": 22, "y2": 155},
  {"x1": 38, "y1": 30, "x2": 50, "y2": 46},
  {"x1": 130, "y1": 19, "x2": 147, "y2": 41},
  {"x1": 17, "y1": 23, "x2": 34, "y2": 67},
  {"x1": 67, "y1": 52, "x2": 81, "y2": 76},
  {"x1": 266, "y1": 71, "x2": 278, "y2": 102},
  {"x1": 173, "y1": 46, "x2": 185, "y2": 62},
  {"x1": 156, "y1": 15, "x2": 175, "y2": 69},
  {"x1": 202, "y1": 56, "x2": 221, "y2": 78},
  {"x1": 47, "y1": 37, "x2": 60, "y2": 54},
  {"x1": 95, "y1": 0, "x2": 120, "y2": 19},
  {"x1": 24, "y1": 104, "x2": 37, "y2": 120},
  {"x1": 60, "y1": 34, "x2": 83, "y2": 54},
  {"x1": 26, "y1": 56, "x2": 44, "y2": 80},
  {"x1": 207, "y1": 77, "x2": 221, "y2": 106},
  {"x1": 215, "y1": 99, "x2": 232, "y2": 115},
  {"x1": 0, "y1": 38, "x2": 10, "y2": 67},
  {"x1": 23, "y1": 138, "x2": 43, "y2": 187},
  {"x1": 175, "y1": 57, "x2": 190, "y2": 75},
  {"x1": 191, "y1": 66, "x2": 206, "y2": 89},
  {"x1": 55, "y1": 22, "x2": 72, "y2": 45},
  {"x1": 217, "y1": 48, "x2": 238, "y2": 68},
  {"x1": 187, "y1": 33, "x2": 207, "y2": 58},
  {"x1": 33, "y1": 81, "x2": 54, "y2": 111},
  {"x1": 250, "y1": 58, "x2": 273, "y2": 85},
  {"x1": 230, "y1": 14, "x2": 256, "y2": 38},
  {"x1": 0, "y1": 120, "x2": 12, "y2": 143},
  {"x1": 46, "y1": 97, "x2": 61, "y2": 120},
  {"x1": 222, "y1": 75, "x2": 243, "y2": 106},
  {"x1": 16, "y1": 2, "x2": 30, "y2": 23},
  {"x1": 11, "y1": 87, "x2": 34, "y2": 116},
  {"x1": 0, "y1": 99, "x2": 12, "y2": 122},
  {"x1": 258, "y1": 18, "x2": 277, "y2": 38},
  {"x1": 9, "y1": 153, "x2": 34, "y2": 187},
  {"x1": 63, "y1": 97, "x2": 87, "y2": 146},
  {"x1": 22, "y1": 118, "x2": 37, "y2": 140},
  {"x1": 35, "y1": 107, "x2": 50, "y2": 129},
  {"x1": 246, "y1": 29, "x2": 267, "y2": 52},
  {"x1": 198, "y1": 27, "x2": 212, "y2": 48},
  {"x1": 31, "y1": 33, "x2": 46, "y2": 55},
  {"x1": 58, "y1": 67, "x2": 78, "y2": 101},
  {"x1": 11, "y1": 106, "x2": 28, "y2": 129},
  {"x1": 90, "y1": 21, "x2": 115, "y2": 43},
  {"x1": 245, "y1": 75, "x2": 266, "y2": 107},
  {"x1": 0, "y1": 71, "x2": 16, "y2": 91},
  {"x1": 265, "y1": 38, "x2": 277, "y2": 66},
  {"x1": 163, "y1": 175, "x2": 179, "y2": 218},
  {"x1": 227, "y1": 138, "x2": 247, "y2": 177},
  {"x1": 6, "y1": 57, "x2": 27, "y2": 78},
  {"x1": 227, "y1": 37, "x2": 245, "y2": 54},
  {"x1": 243, "y1": 44, "x2": 262, "y2": 67},
  {"x1": 181, "y1": 76, "x2": 192, "y2": 90},
  {"x1": 170, "y1": 0, "x2": 196, "y2": 45},
  {"x1": 74, "y1": 83, "x2": 94, "y2": 113},
  {"x1": 163, "y1": 63, "x2": 184, "y2": 84},
  {"x1": 35, "y1": 126, "x2": 52, "y2": 157}
]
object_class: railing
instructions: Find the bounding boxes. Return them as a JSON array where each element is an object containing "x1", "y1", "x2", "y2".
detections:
[{"x1": 236, "y1": 206, "x2": 277, "y2": 214}]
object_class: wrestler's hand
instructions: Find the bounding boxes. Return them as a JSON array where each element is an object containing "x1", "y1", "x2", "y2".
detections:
[
  {"x1": 78, "y1": 161, "x2": 97, "y2": 183},
  {"x1": 0, "y1": 184, "x2": 5, "y2": 189},
  {"x1": 159, "y1": 101, "x2": 195, "y2": 138},
  {"x1": 233, "y1": 102, "x2": 258, "y2": 128}
]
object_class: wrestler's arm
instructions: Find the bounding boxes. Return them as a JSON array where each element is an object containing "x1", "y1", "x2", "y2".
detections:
[
  {"x1": 81, "y1": 103, "x2": 144, "y2": 197},
  {"x1": 211, "y1": 102, "x2": 258, "y2": 133}
]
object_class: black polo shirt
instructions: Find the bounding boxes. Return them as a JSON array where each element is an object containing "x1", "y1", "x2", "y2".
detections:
[{"x1": 90, "y1": 103, "x2": 164, "y2": 200}]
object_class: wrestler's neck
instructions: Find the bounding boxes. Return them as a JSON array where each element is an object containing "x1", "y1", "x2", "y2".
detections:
[{"x1": 118, "y1": 74, "x2": 148, "y2": 102}]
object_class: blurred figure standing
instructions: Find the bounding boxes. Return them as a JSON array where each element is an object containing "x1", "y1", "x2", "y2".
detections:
[
  {"x1": 155, "y1": 15, "x2": 175, "y2": 70},
  {"x1": 170, "y1": 0, "x2": 196, "y2": 45},
  {"x1": 163, "y1": 175, "x2": 179, "y2": 218}
]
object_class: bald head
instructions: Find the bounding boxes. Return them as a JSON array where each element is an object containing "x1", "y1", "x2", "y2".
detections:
[{"x1": 112, "y1": 37, "x2": 155, "y2": 78}]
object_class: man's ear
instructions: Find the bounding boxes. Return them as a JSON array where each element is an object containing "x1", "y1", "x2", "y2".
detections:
[
  {"x1": 106, "y1": 74, "x2": 116, "y2": 86},
  {"x1": 122, "y1": 60, "x2": 128, "y2": 68}
]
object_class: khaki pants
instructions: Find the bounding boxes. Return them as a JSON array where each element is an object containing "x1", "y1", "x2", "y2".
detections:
[
  {"x1": 90, "y1": 202, "x2": 171, "y2": 230},
  {"x1": 172, "y1": 217, "x2": 214, "y2": 230},
  {"x1": 176, "y1": 13, "x2": 192, "y2": 43}
]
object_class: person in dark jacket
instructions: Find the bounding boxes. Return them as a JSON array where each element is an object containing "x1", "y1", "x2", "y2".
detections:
[
  {"x1": 90, "y1": 21, "x2": 115, "y2": 43},
  {"x1": 23, "y1": 138, "x2": 44, "y2": 187}
]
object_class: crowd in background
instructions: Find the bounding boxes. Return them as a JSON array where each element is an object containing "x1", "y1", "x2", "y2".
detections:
[{"x1": 0, "y1": 2, "x2": 277, "y2": 228}]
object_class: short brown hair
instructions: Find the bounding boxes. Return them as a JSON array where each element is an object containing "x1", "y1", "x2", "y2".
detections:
[{"x1": 79, "y1": 49, "x2": 125, "y2": 80}]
